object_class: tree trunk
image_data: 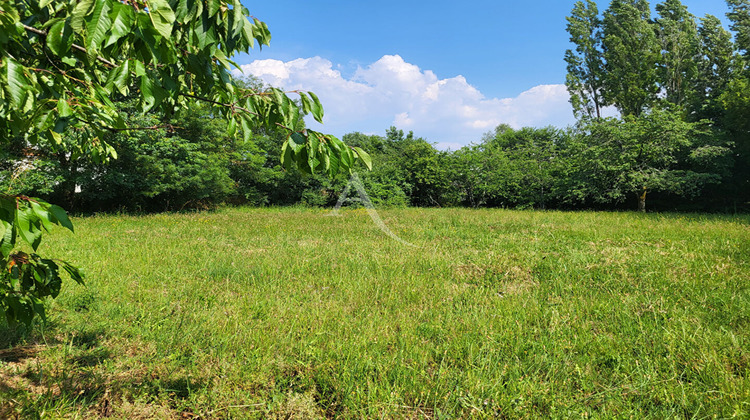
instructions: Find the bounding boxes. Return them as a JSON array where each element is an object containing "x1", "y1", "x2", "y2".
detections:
[
  {"x1": 638, "y1": 187, "x2": 647, "y2": 213},
  {"x1": 56, "y1": 152, "x2": 76, "y2": 210},
  {"x1": 540, "y1": 184, "x2": 546, "y2": 210}
]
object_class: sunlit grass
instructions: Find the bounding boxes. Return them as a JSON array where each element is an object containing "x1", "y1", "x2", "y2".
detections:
[{"x1": 1, "y1": 208, "x2": 749, "y2": 418}]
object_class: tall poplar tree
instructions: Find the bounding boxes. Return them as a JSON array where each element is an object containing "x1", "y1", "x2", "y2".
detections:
[
  {"x1": 565, "y1": 0, "x2": 606, "y2": 119},
  {"x1": 727, "y1": 0, "x2": 750, "y2": 58},
  {"x1": 689, "y1": 14, "x2": 735, "y2": 122},
  {"x1": 655, "y1": 0, "x2": 698, "y2": 108},
  {"x1": 602, "y1": 0, "x2": 660, "y2": 117}
]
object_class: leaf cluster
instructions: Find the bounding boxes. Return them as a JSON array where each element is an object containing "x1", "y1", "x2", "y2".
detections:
[
  {"x1": 0, "y1": 195, "x2": 82, "y2": 327},
  {"x1": 0, "y1": 0, "x2": 368, "y2": 177}
]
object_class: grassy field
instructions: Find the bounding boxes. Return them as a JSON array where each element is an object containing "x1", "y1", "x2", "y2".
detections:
[{"x1": 1, "y1": 207, "x2": 748, "y2": 419}]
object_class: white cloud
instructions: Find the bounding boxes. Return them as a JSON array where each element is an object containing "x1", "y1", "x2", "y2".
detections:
[{"x1": 234, "y1": 55, "x2": 576, "y2": 149}]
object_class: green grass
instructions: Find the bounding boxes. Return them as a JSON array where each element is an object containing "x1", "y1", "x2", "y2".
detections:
[{"x1": 1, "y1": 208, "x2": 749, "y2": 419}]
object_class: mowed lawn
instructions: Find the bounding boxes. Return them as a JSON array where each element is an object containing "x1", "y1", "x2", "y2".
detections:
[{"x1": 1, "y1": 208, "x2": 749, "y2": 419}]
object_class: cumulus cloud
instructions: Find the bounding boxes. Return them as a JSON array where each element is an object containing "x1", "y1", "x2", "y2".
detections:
[{"x1": 234, "y1": 55, "x2": 576, "y2": 149}]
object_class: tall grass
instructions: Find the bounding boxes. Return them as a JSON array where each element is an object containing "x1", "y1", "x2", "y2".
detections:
[{"x1": 1, "y1": 208, "x2": 748, "y2": 418}]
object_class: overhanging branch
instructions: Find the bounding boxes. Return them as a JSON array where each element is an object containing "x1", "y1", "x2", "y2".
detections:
[
  {"x1": 180, "y1": 93, "x2": 259, "y2": 117},
  {"x1": 22, "y1": 23, "x2": 116, "y2": 68}
]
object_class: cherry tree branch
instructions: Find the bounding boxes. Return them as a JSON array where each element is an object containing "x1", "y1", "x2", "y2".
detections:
[{"x1": 22, "y1": 23, "x2": 116, "y2": 68}]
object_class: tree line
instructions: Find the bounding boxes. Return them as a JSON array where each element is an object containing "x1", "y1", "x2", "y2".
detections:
[{"x1": 3, "y1": 0, "x2": 749, "y2": 213}]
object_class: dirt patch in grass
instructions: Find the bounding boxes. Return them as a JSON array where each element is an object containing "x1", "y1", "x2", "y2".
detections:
[
  {"x1": 0, "y1": 345, "x2": 55, "y2": 396},
  {"x1": 453, "y1": 263, "x2": 537, "y2": 296},
  {"x1": 92, "y1": 396, "x2": 178, "y2": 420},
  {"x1": 0, "y1": 345, "x2": 64, "y2": 418},
  {"x1": 0, "y1": 338, "x2": 186, "y2": 420},
  {"x1": 269, "y1": 391, "x2": 325, "y2": 419}
]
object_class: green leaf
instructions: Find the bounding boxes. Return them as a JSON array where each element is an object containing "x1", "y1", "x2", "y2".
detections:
[
  {"x1": 48, "y1": 205, "x2": 74, "y2": 232},
  {"x1": 341, "y1": 148, "x2": 354, "y2": 172},
  {"x1": 270, "y1": 88, "x2": 285, "y2": 109},
  {"x1": 103, "y1": 141, "x2": 118, "y2": 160},
  {"x1": 61, "y1": 56, "x2": 77, "y2": 67},
  {"x1": 148, "y1": 0, "x2": 176, "y2": 39},
  {"x1": 57, "y1": 97, "x2": 73, "y2": 118},
  {"x1": 280, "y1": 140, "x2": 294, "y2": 171},
  {"x1": 307, "y1": 132, "x2": 320, "y2": 172},
  {"x1": 31, "y1": 296, "x2": 47, "y2": 323},
  {"x1": 0, "y1": 223, "x2": 9, "y2": 258},
  {"x1": 193, "y1": 13, "x2": 217, "y2": 49},
  {"x1": 5, "y1": 295, "x2": 31, "y2": 327},
  {"x1": 15, "y1": 206, "x2": 42, "y2": 252},
  {"x1": 34, "y1": 107, "x2": 56, "y2": 132},
  {"x1": 321, "y1": 151, "x2": 330, "y2": 173},
  {"x1": 328, "y1": 136, "x2": 350, "y2": 175},
  {"x1": 140, "y1": 75, "x2": 168, "y2": 112},
  {"x1": 4, "y1": 58, "x2": 29, "y2": 108},
  {"x1": 49, "y1": 130, "x2": 63, "y2": 145},
  {"x1": 61, "y1": 262, "x2": 85, "y2": 285},
  {"x1": 241, "y1": 18, "x2": 255, "y2": 49},
  {"x1": 107, "y1": 2, "x2": 134, "y2": 47},
  {"x1": 231, "y1": 0, "x2": 244, "y2": 36},
  {"x1": 225, "y1": 117, "x2": 237, "y2": 137},
  {"x1": 133, "y1": 60, "x2": 146, "y2": 77},
  {"x1": 289, "y1": 132, "x2": 306, "y2": 153},
  {"x1": 70, "y1": 0, "x2": 95, "y2": 32},
  {"x1": 0, "y1": 215, "x2": 14, "y2": 258},
  {"x1": 251, "y1": 18, "x2": 271, "y2": 47},
  {"x1": 214, "y1": 49, "x2": 233, "y2": 70},
  {"x1": 30, "y1": 201, "x2": 54, "y2": 232},
  {"x1": 107, "y1": 61, "x2": 131, "y2": 95},
  {"x1": 299, "y1": 92, "x2": 312, "y2": 115},
  {"x1": 294, "y1": 147, "x2": 312, "y2": 175},
  {"x1": 0, "y1": 198, "x2": 15, "y2": 219},
  {"x1": 188, "y1": 0, "x2": 203, "y2": 21},
  {"x1": 46, "y1": 19, "x2": 74, "y2": 56},
  {"x1": 354, "y1": 147, "x2": 373, "y2": 170},
  {"x1": 327, "y1": 150, "x2": 341, "y2": 177},
  {"x1": 85, "y1": 0, "x2": 112, "y2": 54},
  {"x1": 174, "y1": 0, "x2": 192, "y2": 23},
  {"x1": 328, "y1": 135, "x2": 344, "y2": 154},
  {"x1": 240, "y1": 115, "x2": 252, "y2": 143},
  {"x1": 308, "y1": 91, "x2": 324, "y2": 123},
  {"x1": 0, "y1": 2, "x2": 19, "y2": 43},
  {"x1": 207, "y1": 0, "x2": 221, "y2": 17}
]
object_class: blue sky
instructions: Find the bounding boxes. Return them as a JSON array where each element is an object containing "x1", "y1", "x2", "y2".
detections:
[{"x1": 235, "y1": 1, "x2": 733, "y2": 149}]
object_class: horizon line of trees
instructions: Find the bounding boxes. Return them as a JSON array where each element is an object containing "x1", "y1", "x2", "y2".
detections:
[
  {"x1": 2, "y1": 0, "x2": 748, "y2": 213},
  {"x1": 2, "y1": 117, "x2": 745, "y2": 213}
]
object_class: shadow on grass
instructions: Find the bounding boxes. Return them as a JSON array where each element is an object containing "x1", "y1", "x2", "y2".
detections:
[
  {"x1": 1, "y1": 322, "x2": 210, "y2": 418},
  {"x1": 0, "y1": 343, "x2": 39, "y2": 364},
  {"x1": 0, "y1": 325, "x2": 111, "y2": 418},
  {"x1": 151, "y1": 376, "x2": 206, "y2": 400},
  {"x1": 0, "y1": 324, "x2": 31, "y2": 349}
]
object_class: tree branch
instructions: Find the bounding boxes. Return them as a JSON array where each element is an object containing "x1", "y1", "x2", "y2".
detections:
[
  {"x1": 180, "y1": 93, "x2": 260, "y2": 117},
  {"x1": 74, "y1": 116, "x2": 178, "y2": 133},
  {"x1": 107, "y1": 124, "x2": 180, "y2": 132},
  {"x1": 22, "y1": 23, "x2": 116, "y2": 68}
]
